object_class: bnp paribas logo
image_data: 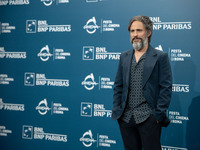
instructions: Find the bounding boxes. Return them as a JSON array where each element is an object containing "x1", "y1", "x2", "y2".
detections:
[
  {"x1": 22, "y1": 125, "x2": 33, "y2": 139},
  {"x1": 162, "y1": 145, "x2": 187, "y2": 150},
  {"x1": 150, "y1": 17, "x2": 192, "y2": 30},
  {"x1": 26, "y1": 20, "x2": 37, "y2": 33}
]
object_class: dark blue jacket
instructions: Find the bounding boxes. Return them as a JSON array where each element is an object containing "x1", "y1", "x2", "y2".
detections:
[{"x1": 112, "y1": 45, "x2": 172, "y2": 127}]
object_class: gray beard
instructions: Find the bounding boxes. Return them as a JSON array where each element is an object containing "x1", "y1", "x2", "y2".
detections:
[{"x1": 132, "y1": 37, "x2": 148, "y2": 51}]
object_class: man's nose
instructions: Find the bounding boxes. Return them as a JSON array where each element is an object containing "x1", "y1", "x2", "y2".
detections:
[{"x1": 133, "y1": 31, "x2": 138, "y2": 37}]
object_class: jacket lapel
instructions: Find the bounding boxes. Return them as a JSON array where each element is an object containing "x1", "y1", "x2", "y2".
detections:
[
  {"x1": 142, "y1": 46, "x2": 158, "y2": 88},
  {"x1": 125, "y1": 49, "x2": 134, "y2": 86}
]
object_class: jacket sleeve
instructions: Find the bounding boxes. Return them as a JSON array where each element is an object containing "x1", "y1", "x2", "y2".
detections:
[
  {"x1": 154, "y1": 52, "x2": 172, "y2": 124},
  {"x1": 112, "y1": 55, "x2": 123, "y2": 111}
]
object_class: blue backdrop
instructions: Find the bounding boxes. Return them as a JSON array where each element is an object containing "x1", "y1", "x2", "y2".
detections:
[{"x1": 0, "y1": 0, "x2": 200, "y2": 150}]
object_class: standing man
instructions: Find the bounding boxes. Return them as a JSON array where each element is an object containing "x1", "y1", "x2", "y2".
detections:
[{"x1": 112, "y1": 16, "x2": 172, "y2": 150}]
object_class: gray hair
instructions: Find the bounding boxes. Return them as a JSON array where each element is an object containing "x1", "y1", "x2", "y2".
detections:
[{"x1": 128, "y1": 15, "x2": 153, "y2": 43}]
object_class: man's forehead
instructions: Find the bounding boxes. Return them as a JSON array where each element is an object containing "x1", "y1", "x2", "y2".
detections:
[{"x1": 130, "y1": 21, "x2": 145, "y2": 28}]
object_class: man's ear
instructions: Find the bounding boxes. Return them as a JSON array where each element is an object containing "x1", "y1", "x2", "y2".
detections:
[{"x1": 147, "y1": 30, "x2": 152, "y2": 37}]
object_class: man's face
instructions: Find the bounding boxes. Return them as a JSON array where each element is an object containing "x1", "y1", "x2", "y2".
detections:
[{"x1": 129, "y1": 21, "x2": 151, "y2": 50}]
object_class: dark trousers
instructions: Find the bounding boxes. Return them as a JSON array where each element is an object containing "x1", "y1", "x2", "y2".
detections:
[{"x1": 118, "y1": 115, "x2": 162, "y2": 150}]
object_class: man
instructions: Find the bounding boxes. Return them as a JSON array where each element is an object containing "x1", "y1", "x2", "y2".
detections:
[{"x1": 112, "y1": 16, "x2": 172, "y2": 150}]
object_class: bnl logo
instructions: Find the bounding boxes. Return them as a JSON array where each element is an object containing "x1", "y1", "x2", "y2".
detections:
[
  {"x1": 83, "y1": 46, "x2": 94, "y2": 60},
  {"x1": 22, "y1": 125, "x2": 33, "y2": 139},
  {"x1": 81, "y1": 102, "x2": 92, "y2": 117},
  {"x1": 26, "y1": 20, "x2": 37, "y2": 33},
  {"x1": 24, "y1": 73, "x2": 35, "y2": 86},
  {"x1": 81, "y1": 102, "x2": 112, "y2": 117}
]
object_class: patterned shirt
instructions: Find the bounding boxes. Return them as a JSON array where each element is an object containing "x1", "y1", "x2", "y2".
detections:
[{"x1": 121, "y1": 52, "x2": 152, "y2": 124}]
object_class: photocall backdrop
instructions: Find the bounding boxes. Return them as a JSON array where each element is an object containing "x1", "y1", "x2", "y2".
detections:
[{"x1": 0, "y1": 0, "x2": 200, "y2": 150}]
